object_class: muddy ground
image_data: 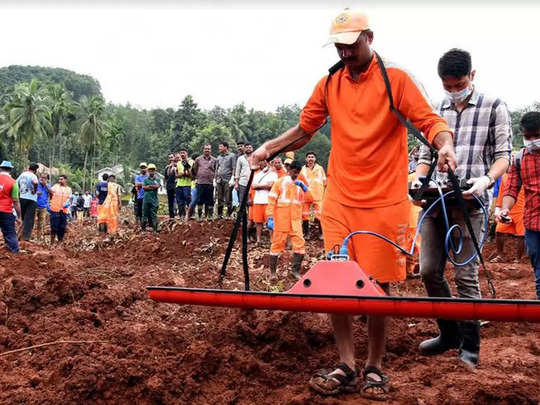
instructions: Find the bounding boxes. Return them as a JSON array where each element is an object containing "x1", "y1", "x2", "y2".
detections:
[{"x1": 0, "y1": 217, "x2": 538, "y2": 404}]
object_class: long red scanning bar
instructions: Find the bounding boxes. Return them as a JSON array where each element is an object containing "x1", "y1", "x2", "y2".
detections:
[{"x1": 147, "y1": 261, "x2": 540, "y2": 322}]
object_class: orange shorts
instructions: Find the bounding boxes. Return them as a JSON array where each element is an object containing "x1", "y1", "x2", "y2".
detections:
[
  {"x1": 496, "y1": 214, "x2": 525, "y2": 236},
  {"x1": 321, "y1": 198, "x2": 409, "y2": 283},
  {"x1": 252, "y1": 204, "x2": 268, "y2": 224}
]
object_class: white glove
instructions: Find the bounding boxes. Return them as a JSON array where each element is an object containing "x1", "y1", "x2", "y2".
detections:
[
  {"x1": 213, "y1": 179, "x2": 217, "y2": 188},
  {"x1": 463, "y1": 176, "x2": 490, "y2": 198},
  {"x1": 411, "y1": 179, "x2": 423, "y2": 189},
  {"x1": 494, "y1": 207, "x2": 501, "y2": 217},
  {"x1": 228, "y1": 177, "x2": 235, "y2": 187}
]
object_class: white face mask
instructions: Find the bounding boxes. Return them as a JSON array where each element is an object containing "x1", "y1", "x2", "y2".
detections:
[
  {"x1": 445, "y1": 86, "x2": 473, "y2": 104},
  {"x1": 524, "y1": 138, "x2": 540, "y2": 152}
]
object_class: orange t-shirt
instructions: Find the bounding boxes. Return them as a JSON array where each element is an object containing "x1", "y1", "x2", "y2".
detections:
[
  {"x1": 497, "y1": 173, "x2": 524, "y2": 215},
  {"x1": 299, "y1": 54, "x2": 451, "y2": 208}
]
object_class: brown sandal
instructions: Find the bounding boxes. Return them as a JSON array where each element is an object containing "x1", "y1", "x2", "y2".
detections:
[
  {"x1": 360, "y1": 366, "x2": 390, "y2": 401},
  {"x1": 309, "y1": 363, "x2": 358, "y2": 396}
]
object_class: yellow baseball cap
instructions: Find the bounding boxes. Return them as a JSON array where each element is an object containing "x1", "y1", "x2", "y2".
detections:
[
  {"x1": 147, "y1": 163, "x2": 156, "y2": 170},
  {"x1": 325, "y1": 9, "x2": 370, "y2": 46}
]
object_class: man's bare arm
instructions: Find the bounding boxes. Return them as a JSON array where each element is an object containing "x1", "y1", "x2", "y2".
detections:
[
  {"x1": 251, "y1": 125, "x2": 310, "y2": 168},
  {"x1": 13, "y1": 199, "x2": 22, "y2": 222}
]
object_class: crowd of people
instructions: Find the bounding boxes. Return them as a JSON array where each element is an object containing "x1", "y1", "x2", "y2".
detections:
[{"x1": 133, "y1": 142, "x2": 328, "y2": 251}]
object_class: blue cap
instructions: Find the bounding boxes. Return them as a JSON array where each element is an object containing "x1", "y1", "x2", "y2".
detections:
[{"x1": 0, "y1": 161, "x2": 14, "y2": 169}]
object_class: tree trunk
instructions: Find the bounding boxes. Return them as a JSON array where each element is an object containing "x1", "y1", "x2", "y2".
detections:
[{"x1": 82, "y1": 150, "x2": 88, "y2": 191}]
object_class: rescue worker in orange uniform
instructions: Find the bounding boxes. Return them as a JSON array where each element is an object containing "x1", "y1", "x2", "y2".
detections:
[
  {"x1": 492, "y1": 172, "x2": 525, "y2": 263},
  {"x1": 300, "y1": 152, "x2": 326, "y2": 238},
  {"x1": 266, "y1": 160, "x2": 313, "y2": 279},
  {"x1": 251, "y1": 9, "x2": 456, "y2": 399}
]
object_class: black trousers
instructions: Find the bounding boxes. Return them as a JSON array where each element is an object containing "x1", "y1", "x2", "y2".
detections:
[
  {"x1": 166, "y1": 188, "x2": 176, "y2": 218},
  {"x1": 20, "y1": 198, "x2": 37, "y2": 241},
  {"x1": 196, "y1": 184, "x2": 214, "y2": 207},
  {"x1": 134, "y1": 198, "x2": 144, "y2": 221}
]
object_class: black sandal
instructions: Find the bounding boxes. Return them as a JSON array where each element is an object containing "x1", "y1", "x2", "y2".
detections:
[
  {"x1": 309, "y1": 362, "x2": 358, "y2": 396},
  {"x1": 361, "y1": 365, "x2": 390, "y2": 401}
]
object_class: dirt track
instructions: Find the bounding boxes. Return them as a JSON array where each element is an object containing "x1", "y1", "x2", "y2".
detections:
[{"x1": 0, "y1": 218, "x2": 539, "y2": 404}]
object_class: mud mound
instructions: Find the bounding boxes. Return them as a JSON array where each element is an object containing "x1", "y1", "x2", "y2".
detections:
[{"x1": 0, "y1": 219, "x2": 539, "y2": 404}]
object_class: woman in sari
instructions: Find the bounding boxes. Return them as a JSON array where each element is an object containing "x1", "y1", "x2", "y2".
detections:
[{"x1": 102, "y1": 175, "x2": 122, "y2": 233}]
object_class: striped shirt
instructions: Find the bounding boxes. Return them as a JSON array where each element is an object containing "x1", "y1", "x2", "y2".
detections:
[
  {"x1": 418, "y1": 89, "x2": 512, "y2": 204},
  {"x1": 504, "y1": 149, "x2": 540, "y2": 231}
]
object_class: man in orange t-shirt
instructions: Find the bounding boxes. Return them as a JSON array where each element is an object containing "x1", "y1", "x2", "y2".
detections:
[
  {"x1": 251, "y1": 9, "x2": 455, "y2": 399},
  {"x1": 492, "y1": 172, "x2": 525, "y2": 263}
]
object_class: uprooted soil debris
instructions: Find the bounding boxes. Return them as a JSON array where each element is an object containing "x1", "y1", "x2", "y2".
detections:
[{"x1": 0, "y1": 218, "x2": 538, "y2": 404}]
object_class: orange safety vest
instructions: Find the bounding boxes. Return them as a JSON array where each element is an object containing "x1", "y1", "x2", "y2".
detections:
[
  {"x1": 266, "y1": 176, "x2": 313, "y2": 232},
  {"x1": 300, "y1": 163, "x2": 326, "y2": 202},
  {"x1": 50, "y1": 184, "x2": 72, "y2": 213}
]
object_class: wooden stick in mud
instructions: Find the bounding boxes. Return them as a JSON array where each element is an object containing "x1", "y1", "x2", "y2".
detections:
[{"x1": 0, "y1": 340, "x2": 108, "y2": 357}]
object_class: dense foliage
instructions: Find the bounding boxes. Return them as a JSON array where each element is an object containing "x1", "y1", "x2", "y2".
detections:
[
  {"x1": 0, "y1": 65, "x2": 101, "y2": 101},
  {"x1": 0, "y1": 65, "x2": 535, "y2": 192}
]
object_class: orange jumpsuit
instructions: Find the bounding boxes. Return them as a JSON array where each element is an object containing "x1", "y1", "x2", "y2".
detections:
[
  {"x1": 299, "y1": 54, "x2": 451, "y2": 283},
  {"x1": 266, "y1": 176, "x2": 313, "y2": 255},
  {"x1": 496, "y1": 173, "x2": 525, "y2": 236},
  {"x1": 102, "y1": 182, "x2": 120, "y2": 233},
  {"x1": 300, "y1": 163, "x2": 326, "y2": 220}
]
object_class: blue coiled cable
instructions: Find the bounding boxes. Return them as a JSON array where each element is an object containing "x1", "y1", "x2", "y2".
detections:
[{"x1": 336, "y1": 181, "x2": 489, "y2": 267}]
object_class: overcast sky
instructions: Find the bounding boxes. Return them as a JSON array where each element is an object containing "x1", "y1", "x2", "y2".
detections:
[{"x1": 1, "y1": 2, "x2": 539, "y2": 112}]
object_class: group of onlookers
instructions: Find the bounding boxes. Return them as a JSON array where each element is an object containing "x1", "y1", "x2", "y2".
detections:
[{"x1": 0, "y1": 161, "x2": 73, "y2": 251}]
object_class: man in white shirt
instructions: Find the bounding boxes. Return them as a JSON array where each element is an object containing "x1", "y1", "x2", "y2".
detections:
[
  {"x1": 234, "y1": 143, "x2": 253, "y2": 209},
  {"x1": 251, "y1": 160, "x2": 278, "y2": 245},
  {"x1": 16, "y1": 163, "x2": 39, "y2": 241},
  {"x1": 83, "y1": 191, "x2": 92, "y2": 217}
]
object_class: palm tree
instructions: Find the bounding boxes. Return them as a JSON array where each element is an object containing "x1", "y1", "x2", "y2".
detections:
[
  {"x1": 46, "y1": 83, "x2": 74, "y2": 182},
  {"x1": 0, "y1": 79, "x2": 51, "y2": 167},
  {"x1": 78, "y1": 95, "x2": 107, "y2": 190}
]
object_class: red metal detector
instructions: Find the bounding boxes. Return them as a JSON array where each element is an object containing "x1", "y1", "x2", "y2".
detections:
[{"x1": 147, "y1": 260, "x2": 540, "y2": 323}]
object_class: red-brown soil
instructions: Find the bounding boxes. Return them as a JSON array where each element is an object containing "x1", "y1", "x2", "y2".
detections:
[{"x1": 0, "y1": 218, "x2": 538, "y2": 404}]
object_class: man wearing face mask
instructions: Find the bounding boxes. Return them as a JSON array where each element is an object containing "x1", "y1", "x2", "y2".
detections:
[
  {"x1": 498, "y1": 112, "x2": 540, "y2": 299},
  {"x1": 415, "y1": 49, "x2": 512, "y2": 369},
  {"x1": 251, "y1": 9, "x2": 456, "y2": 399}
]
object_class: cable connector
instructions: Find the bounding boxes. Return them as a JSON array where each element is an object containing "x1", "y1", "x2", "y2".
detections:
[{"x1": 327, "y1": 253, "x2": 349, "y2": 261}]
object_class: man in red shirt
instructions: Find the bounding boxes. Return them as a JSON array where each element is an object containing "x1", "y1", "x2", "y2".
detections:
[
  {"x1": 498, "y1": 112, "x2": 540, "y2": 299},
  {"x1": 251, "y1": 9, "x2": 455, "y2": 399},
  {"x1": 0, "y1": 161, "x2": 22, "y2": 253}
]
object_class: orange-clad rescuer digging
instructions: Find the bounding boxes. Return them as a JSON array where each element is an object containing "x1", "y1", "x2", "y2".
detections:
[{"x1": 250, "y1": 9, "x2": 456, "y2": 400}]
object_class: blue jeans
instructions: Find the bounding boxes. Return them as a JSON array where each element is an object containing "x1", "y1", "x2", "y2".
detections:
[
  {"x1": 175, "y1": 186, "x2": 191, "y2": 217},
  {"x1": 525, "y1": 229, "x2": 540, "y2": 299},
  {"x1": 189, "y1": 187, "x2": 198, "y2": 209},
  {"x1": 0, "y1": 212, "x2": 19, "y2": 253}
]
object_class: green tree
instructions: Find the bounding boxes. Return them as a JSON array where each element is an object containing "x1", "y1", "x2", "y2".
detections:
[
  {"x1": 78, "y1": 95, "x2": 107, "y2": 189},
  {"x1": 46, "y1": 82, "x2": 75, "y2": 181},
  {"x1": 189, "y1": 122, "x2": 232, "y2": 156},
  {"x1": 0, "y1": 79, "x2": 51, "y2": 169}
]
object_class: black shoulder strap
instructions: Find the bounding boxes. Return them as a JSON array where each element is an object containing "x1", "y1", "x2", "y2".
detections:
[{"x1": 373, "y1": 52, "x2": 438, "y2": 200}]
